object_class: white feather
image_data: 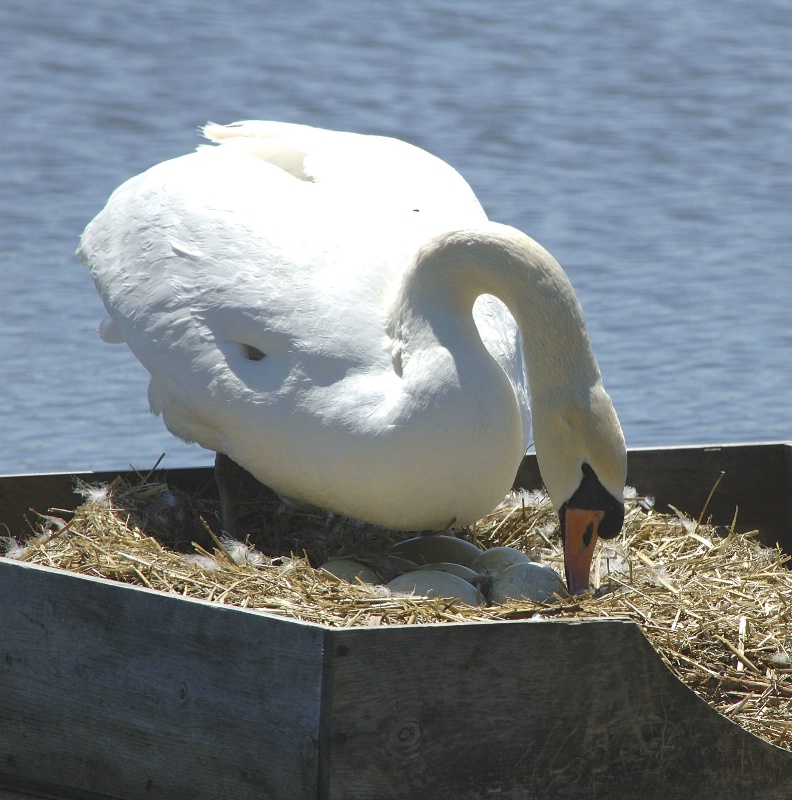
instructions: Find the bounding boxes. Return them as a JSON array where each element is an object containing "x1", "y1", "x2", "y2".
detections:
[{"x1": 78, "y1": 121, "x2": 626, "y2": 530}]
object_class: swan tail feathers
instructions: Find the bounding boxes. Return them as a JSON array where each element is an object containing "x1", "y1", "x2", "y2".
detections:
[
  {"x1": 201, "y1": 120, "x2": 312, "y2": 143},
  {"x1": 199, "y1": 121, "x2": 315, "y2": 180}
]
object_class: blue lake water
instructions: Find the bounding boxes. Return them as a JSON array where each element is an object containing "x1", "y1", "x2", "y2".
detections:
[{"x1": 1, "y1": 0, "x2": 791, "y2": 476}]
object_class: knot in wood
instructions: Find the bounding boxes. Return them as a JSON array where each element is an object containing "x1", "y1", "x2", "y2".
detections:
[{"x1": 385, "y1": 718, "x2": 423, "y2": 757}]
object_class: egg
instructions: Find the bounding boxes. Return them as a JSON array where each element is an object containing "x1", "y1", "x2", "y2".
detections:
[
  {"x1": 490, "y1": 562, "x2": 567, "y2": 604},
  {"x1": 320, "y1": 558, "x2": 379, "y2": 585},
  {"x1": 390, "y1": 535, "x2": 483, "y2": 567},
  {"x1": 416, "y1": 562, "x2": 480, "y2": 584},
  {"x1": 470, "y1": 546, "x2": 532, "y2": 575},
  {"x1": 388, "y1": 555, "x2": 421, "y2": 575},
  {"x1": 387, "y1": 570, "x2": 482, "y2": 606}
]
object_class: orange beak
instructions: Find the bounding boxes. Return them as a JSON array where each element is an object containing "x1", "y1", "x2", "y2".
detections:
[{"x1": 563, "y1": 508, "x2": 605, "y2": 595}]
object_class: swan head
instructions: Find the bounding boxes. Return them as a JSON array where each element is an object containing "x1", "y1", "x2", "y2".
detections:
[
  {"x1": 531, "y1": 383, "x2": 627, "y2": 595},
  {"x1": 558, "y1": 462, "x2": 625, "y2": 595}
]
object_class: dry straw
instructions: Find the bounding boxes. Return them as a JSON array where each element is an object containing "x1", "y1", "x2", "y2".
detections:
[{"x1": 12, "y1": 472, "x2": 792, "y2": 751}]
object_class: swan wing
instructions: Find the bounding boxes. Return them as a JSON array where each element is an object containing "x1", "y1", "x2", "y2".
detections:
[
  {"x1": 78, "y1": 146, "x2": 393, "y2": 448},
  {"x1": 201, "y1": 120, "x2": 486, "y2": 229},
  {"x1": 78, "y1": 123, "x2": 531, "y2": 470},
  {"x1": 202, "y1": 120, "x2": 531, "y2": 450}
]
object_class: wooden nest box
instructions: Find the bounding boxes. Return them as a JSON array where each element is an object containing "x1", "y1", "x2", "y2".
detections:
[{"x1": 0, "y1": 442, "x2": 791, "y2": 799}]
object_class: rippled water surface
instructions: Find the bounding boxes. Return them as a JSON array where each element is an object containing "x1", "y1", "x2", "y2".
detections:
[{"x1": 1, "y1": 0, "x2": 791, "y2": 475}]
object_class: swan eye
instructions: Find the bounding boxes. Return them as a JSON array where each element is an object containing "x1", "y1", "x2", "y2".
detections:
[{"x1": 241, "y1": 344, "x2": 266, "y2": 362}]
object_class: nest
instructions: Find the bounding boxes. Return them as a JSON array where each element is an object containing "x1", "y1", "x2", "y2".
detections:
[{"x1": 8, "y1": 471, "x2": 792, "y2": 751}]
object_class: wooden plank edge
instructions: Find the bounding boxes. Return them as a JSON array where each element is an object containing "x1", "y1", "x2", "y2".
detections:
[{"x1": 321, "y1": 618, "x2": 792, "y2": 799}]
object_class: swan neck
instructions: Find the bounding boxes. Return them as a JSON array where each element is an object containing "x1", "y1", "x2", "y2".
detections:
[
  {"x1": 391, "y1": 224, "x2": 626, "y2": 511},
  {"x1": 394, "y1": 225, "x2": 601, "y2": 393}
]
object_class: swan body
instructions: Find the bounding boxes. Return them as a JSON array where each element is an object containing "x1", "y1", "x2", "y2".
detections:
[{"x1": 78, "y1": 121, "x2": 627, "y2": 591}]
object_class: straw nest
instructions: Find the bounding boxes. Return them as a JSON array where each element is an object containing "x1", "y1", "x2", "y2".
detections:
[{"x1": 7, "y1": 469, "x2": 792, "y2": 751}]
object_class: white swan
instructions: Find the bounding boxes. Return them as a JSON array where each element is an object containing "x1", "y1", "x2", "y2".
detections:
[{"x1": 78, "y1": 121, "x2": 627, "y2": 594}]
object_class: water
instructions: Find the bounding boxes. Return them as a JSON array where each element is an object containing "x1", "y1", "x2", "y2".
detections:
[{"x1": 1, "y1": 0, "x2": 791, "y2": 476}]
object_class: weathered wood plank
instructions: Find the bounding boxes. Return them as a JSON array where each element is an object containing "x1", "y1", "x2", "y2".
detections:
[
  {"x1": 0, "y1": 468, "x2": 221, "y2": 540},
  {"x1": 784, "y1": 444, "x2": 792, "y2": 544},
  {"x1": 323, "y1": 619, "x2": 792, "y2": 800},
  {"x1": 3, "y1": 444, "x2": 791, "y2": 549},
  {"x1": 0, "y1": 559, "x2": 326, "y2": 800},
  {"x1": 626, "y1": 443, "x2": 789, "y2": 530},
  {"x1": 627, "y1": 443, "x2": 792, "y2": 553},
  {"x1": 513, "y1": 442, "x2": 792, "y2": 552},
  {"x1": 0, "y1": 788, "x2": 53, "y2": 800},
  {"x1": 1, "y1": 444, "x2": 790, "y2": 798}
]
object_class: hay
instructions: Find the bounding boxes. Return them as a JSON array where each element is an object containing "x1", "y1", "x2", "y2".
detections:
[{"x1": 10, "y1": 472, "x2": 792, "y2": 751}]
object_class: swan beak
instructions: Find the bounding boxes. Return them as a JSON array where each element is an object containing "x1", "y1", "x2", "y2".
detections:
[{"x1": 562, "y1": 508, "x2": 605, "y2": 595}]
